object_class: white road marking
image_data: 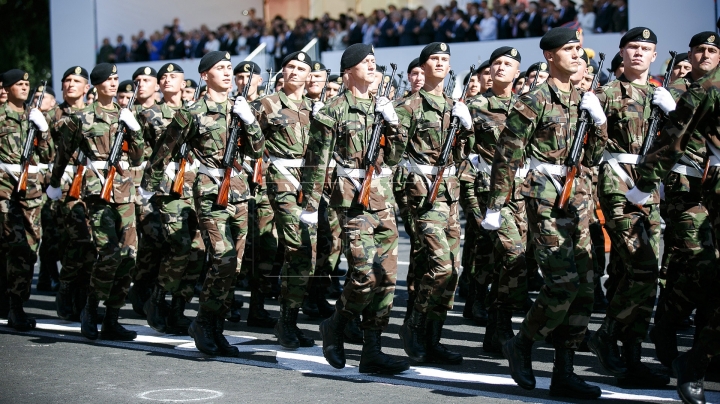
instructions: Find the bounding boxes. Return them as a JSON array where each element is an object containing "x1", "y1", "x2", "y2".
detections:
[{"x1": 138, "y1": 388, "x2": 224, "y2": 402}]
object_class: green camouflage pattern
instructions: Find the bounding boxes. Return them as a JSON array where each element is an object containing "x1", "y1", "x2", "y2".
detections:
[
  {"x1": 1, "y1": 200, "x2": 42, "y2": 300},
  {"x1": 241, "y1": 186, "x2": 278, "y2": 293},
  {"x1": 57, "y1": 199, "x2": 94, "y2": 285},
  {"x1": 315, "y1": 194, "x2": 342, "y2": 289}
]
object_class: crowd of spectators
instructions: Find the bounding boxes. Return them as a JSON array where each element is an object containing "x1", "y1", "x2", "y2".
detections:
[{"x1": 97, "y1": 0, "x2": 628, "y2": 69}]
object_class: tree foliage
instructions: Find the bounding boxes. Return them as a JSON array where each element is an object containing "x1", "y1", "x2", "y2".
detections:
[{"x1": 0, "y1": 0, "x2": 51, "y2": 86}]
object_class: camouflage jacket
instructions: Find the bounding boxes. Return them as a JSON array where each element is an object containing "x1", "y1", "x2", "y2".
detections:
[
  {"x1": 595, "y1": 77, "x2": 661, "y2": 204},
  {"x1": 301, "y1": 90, "x2": 407, "y2": 211},
  {"x1": 253, "y1": 90, "x2": 312, "y2": 194},
  {"x1": 636, "y1": 65, "x2": 720, "y2": 194},
  {"x1": 143, "y1": 95, "x2": 263, "y2": 203},
  {"x1": 488, "y1": 79, "x2": 608, "y2": 210},
  {"x1": 50, "y1": 101, "x2": 143, "y2": 204},
  {"x1": 48, "y1": 101, "x2": 86, "y2": 195},
  {"x1": 395, "y1": 89, "x2": 470, "y2": 203},
  {"x1": 0, "y1": 102, "x2": 52, "y2": 203}
]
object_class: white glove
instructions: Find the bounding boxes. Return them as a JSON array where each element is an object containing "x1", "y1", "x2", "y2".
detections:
[
  {"x1": 29, "y1": 108, "x2": 48, "y2": 132},
  {"x1": 46, "y1": 185, "x2": 62, "y2": 200},
  {"x1": 375, "y1": 96, "x2": 398, "y2": 125},
  {"x1": 452, "y1": 101, "x2": 472, "y2": 130},
  {"x1": 119, "y1": 108, "x2": 141, "y2": 132},
  {"x1": 312, "y1": 101, "x2": 325, "y2": 117},
  {"x1": 299, "y1": 210, "x2": 318, "y2": 225},
  {"x1": 233, "y1": 96, "x2": 256, "y2": 125},
  {"x1": 626, "y1": 186, "x2": 652, "y2": 206},
  {"x1": 652, "y1": 87, "x2": 676, "y2": 115},
  {"x1": 481, "y1": 208, "x2": 502, "y2": 230},
  {"x1": 580, "y1": 92, "x2": 606, "y2": 125},
  {"x1": 137, "y1": 186, "x2": 154, "y2": 202}
]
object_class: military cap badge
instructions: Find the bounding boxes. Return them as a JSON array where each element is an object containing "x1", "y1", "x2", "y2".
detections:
[
  {"x1": 144, "y1": 67, "x2": 151, "y2": 75},
  {"x1": 710, "y1": 35, "x2": 717, "y2": 43},
  {"x1": 575, "y1": 30, "x2": 580, "y2": 39},
  {"x1": 540, "y1": 62, "x2": 547, "y2": 71},
  {"x1": 225, "y1": 52, "x2": 231, "y2": 59},
  {"x1": 167, "y1": 64, "x2": 174, "y2": 72},
  {"x1": 23, "y1": 72, "x2": 29, "y2": 80},
  {"x1": 75, "y1": 66, "x2": 82, "y2": 74},
  {"x1": 440, "y1": 43, "x2": 447, "y2": 51},
  {"x1": 588, "y1": 66, "x2": 594, "y2": 74},
  {"x1": 243, "y1": 64, "x2": 250, "y2": 72},
  {"x1": 511, "y1": 48, "x2": 517, "y2": 57},
  {"x1": 314, "y1": 63, "x2": 320, "y2": 70},
  {"x1": 111, "y1": 65, "x2": 117, "y2": 73},
  {"x1": 37, "y1": 85, "x2": 44, "y2": 92},
  {"x1": 298, "y1": 53, "x2": 305, "y2": 61},
  {"x1": 642, "y1": 29, "x2": 650, "y2": 39},
  {"x1": 126, "y1": 84, "x2": 132, "y2": 91}
]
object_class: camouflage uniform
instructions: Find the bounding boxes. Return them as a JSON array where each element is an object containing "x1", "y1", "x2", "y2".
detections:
[{"x1": 488, "y1": 80, "x2": 607, "y2": 349}]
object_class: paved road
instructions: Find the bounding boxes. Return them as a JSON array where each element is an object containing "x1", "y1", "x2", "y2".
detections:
[{"x1": 1, "y1": 221, "x2": 718, "y2": 404}]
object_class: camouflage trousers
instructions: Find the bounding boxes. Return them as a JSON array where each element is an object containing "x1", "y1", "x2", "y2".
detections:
[
  {"x1": 269, "y1": 191, "x2": 315, "y2": 308},
  {"x1": 459, "y1": 192, "x2": 494, "y2": 290},
  {"x1": 88, "y1": 199, "x2": 138, "y2": 308},
  {"x1": 336, "y1": 206, "x2": 398, "y2": 330},
  {"x1": 57, "y1": 199, "x2": 94, "y2": 285},
  {"x1": 155, "y1": 196, "x2": 205, "y2": 301},
  {"x1": 39, "y1": 199, "x2": 60, "y2": 267},
  {"x1": 0, "y1": 198, "x2": 42, "y2": 300},
  {"x1": 315, "y1": 194, "x2": 342, "y2": 289},
  {"x1": 411, "y1": 199, "x2": 461, "y2": 321},
  {"x1": 599, "y1": 195, "x2": 661, "y2": 342},
  {"x1": 393, "y1": 167, "x2": 421, "y2": 294},
  {"x1": 241, "y1": 189, "x2": 278, "y2": 293},
  {"x1": 488, "y1": 197, "x2": 528, "y2": 312},
  {"x1": 196, "y1": 197, "x2": 248, "y2": 317},
  {"x1": 521, "y1": 197, "x2": 594, "y2": 349},
  {"x1": 133, "y1": 198, "x2": 164, "y2": 284}
]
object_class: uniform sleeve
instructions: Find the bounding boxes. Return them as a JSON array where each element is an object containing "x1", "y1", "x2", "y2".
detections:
[
  {"x1": 381, "y1": 105, "x2": 408, "y2": 166},
  {"x1": 50, "y1": 114, "x2": 81, "y2": 188},
  {"x1": 458, "y1": 162, "x2": 482, "y2": 226},
  {"x1": 300, "y1": 109, "x2": 336, "y2": 212},
  {"x1": 241, "y1": 112, "x2": 264, "y2": 159},
  {"x1": 142, "y1": 108, "x2": 193, "y2": 191}
]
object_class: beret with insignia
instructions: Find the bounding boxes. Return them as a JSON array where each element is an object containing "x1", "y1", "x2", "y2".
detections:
[
  {"x1": 407, "y1": 58, "x2": 421, "y2": 73},
  {"x1": 312, "y1": 61, "x2": 326, "y2": 72},
  {"x1": 462, "y1": 68, "x2": 481, "y2": 85},
  {"x1": 578, "y1": 48, "x2": 589, "y2": 65},
  {"x1": 526, "y1": 61, "x2": 549, "y2": 75},
  {"x1": 419, "y1": 42, "x2": 451, "y2": 65},
  {"x1": 132, "y1": 66, "x2": 158, "y2": 80},
  {"x1": 87, "y1": 87, "x2": 97, "y2": 96},
  {"x1": 184, "y1": 79, "x2": 198, "y2": 89},
  {"x1": 198, "y1": 50, "x2": 232, "y2": 73},
  {"x1": 673, "y1": 53, "x2": 689, "y2": 67},
  {"x1": 282, "y1": 51, "x2": 312, "y2": 68},
  {"x1": 489, "y1": 46, "x2": 521, "y2": 64},
  {"x1": 515, "y1": 71, "x2": 526, "y2": 81},
  {"x1": 540, "y1": 27, "x2": 580, "y2": 50},
  {"x1": 328, "y1": 74, "x2": 341, "y2": 84},
  {"x1": 233, "y1": 61, "x2": 261, "y2": 75},
  {"x1": 609, "y1": 51, "x2": 623, "y2": 73},
  {"x1": 90, "y1": 63, "x2": 118, "y2": 85},
  {"x1": 620, "y1": 27, "x2": 657, "y2": 48},
  {"x1": 477, "y1": 59, "x2": 491, "y2": 73},
  {"x1": 340, "y1": 43, "x2": 374, "y2": 72},
  {"x1": 157, "y1": 63, "x2": 183, "y2": 79},
  {"x1": 36, "y1": 85, "x2": 55, "y2": 97},
  {"x1": 689, "y1": 31, "x2": 719, "y2": 49},
  {"x1": 62, "y1": 66, "x2": 89, "y2": 82},
  {"x1": 118, "y1": 80, "x2": 135, "y2": 93},
  {"x1": 1, "y1": 69, "x2": 29, "y2": 87}
]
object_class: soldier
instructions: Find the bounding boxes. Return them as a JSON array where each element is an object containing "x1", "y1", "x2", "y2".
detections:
[
  {"x1": 608, "y1": 52, "x2": 624, "y2": 80},
  {"x1": 273, "y1": 72, "x2": 285, "y2": 93},
  {"x1": 0, "y1": 69, "x2": 52, "y2": 331},
  {"x1": 47, "y1": 63, "x2": 143, "y2": 341},
  {"x1": 477, "y1": 60, "x2": 492, "y2": 94},
  {"x1": 669, "y1": 52, "x2": 691, "y2": 82},
  {"x1": 523, "y1": 62, "x2": 549, "y2": 92},
  {"x1": 513, "y1": 71, "x2": 526, "y2": 94},
  {"x1": 570, "y1": 48, "x2": 589, "y2": 89},
  {"x1": 116, "y1": 80, "x2": 135, "y2": 109},
  {"x1": 86, "y1": 86, "x2": 97, "y2": 104},
  {"x1": 396, "y1": 42, "x2": 472, "y2": 366},
  {"x1": 32, "y1": 86, "x2": 57, "y2": 112},
  {"x1": 306, "y1": 61, "x2": 328, "y2": 101},
  {"x1": 463, "y1": 70, "x2": 481, "y2": 99},
  {"x1": 143, "y1": 51, "x2": 264, "y2": 356},
  {"x1": 483, "y1": 28, "x2": 606, "y2": 399},
  {"x1": 303, "y1": 43, "x2": 409, "y2": 374},
  {"x1": 325, "y1": 75, "x2": 342, "y2": 99},
  {"x1": 182, "y1": 79, "x2": 198, "y2": 103}
]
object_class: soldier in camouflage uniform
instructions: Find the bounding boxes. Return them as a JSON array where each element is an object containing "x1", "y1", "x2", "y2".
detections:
[
  {"x1": 484, "y1": 28, "x2": 606, "y2": 398},
  {"x1": 302, "y1": 43, "x2": 409, "y2": 374},
  {"x1": 47, "y1": 63, "x2": 143, "y2": 342},
  {"x1": 144, "y1": 51, "x2": 264, "y2": 356},
  {"x1": 396, "y1": 42, "x2": 472, "y2": 366},
  {"x1": 586, "y1": 28, "x2": 670, "y2": 388},
  {"x1": 0, "y1": 69, "x2": 52, "y2": 331}
]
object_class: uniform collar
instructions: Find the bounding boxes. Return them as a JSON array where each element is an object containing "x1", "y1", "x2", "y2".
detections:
[
  {"x1": 545, "y1": 78, "x2": 579, "y2": 108},
  {"x1": 277, "y1": 89, "x2": 312, "y2": 112},
  {"x1": 1, "y1": 102, "x2": 25, "y2": 122},
  {"x1": 484, "y1": 89, "x2": 515, "y2": 112},
  {"x1": 344, "y1": 91, "x2": 373, "y2": 115},
  {"x1": 203, "y1": 96, "x2": 228, "y2": 115},
  {"x1": 92, "y1": 101, "x2": 119, "y2": 123},
  {"x1": 419, "y1": 88, "x2": 451, "y2": 113}
]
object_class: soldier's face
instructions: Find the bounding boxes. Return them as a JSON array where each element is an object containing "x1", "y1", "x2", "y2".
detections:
[
  {"x1": 159, "y1": 73, "x2": 185, "y2": 96},
  {"x1": 408, "y1": 67, "x2": 425, "y2": 92},
  {"x1": 514, "y1": 77, "x2": 525, "y2": 93},
  {"x1": 621, "y1": 42, "x2": 657, "y2": 74},
  {"x1": 348, "y1": 55, "x2": 376, "y2": 87},
  {"x1": 283, "y1": 60, "x2": 310, "y2": 90},
  {"x1": 275, "y1": 77, "x2": 285, "y2": 92},
  {"x1": 466, "y1": 75, "x2": 480, "y2": 97},
  {"x1": 234, "y1": 73, "x2": 262, "y2": 98},
  {"x1": 480, "y1": 67, "x2": 493, "y2": 91},
  {"x1": 202, "y1": 61, "x2": 233, "y2": 91},
  {"x1": 490, "y1": 56, "x2": 520, "y2": 85},
  {"x1": 62, "y1": 75, "x2": 90, "y2": 100},
  {"x1": 136, "y1": 75, "x2": 159, "y2": 99},
  {"x1": 546, "y1": 43, "x2": 581, "y2": 75},
  {"x1": 7, "y1": 80, "x2": 29, "y2": 102},
  {"x1": 0, "y1": 86, "x2": 6, "y2": 104},
  {"x1": 579, "y1": 74, "x2": 594, "y2": 91},
  {"x1": 690, "y1": 44, "x2": 720, "y2": 74},
  {"x1": 117, "y1": 92, "x2": 133, "y2": 108},
  {"x1": 325, "y1": 82, "x2": 340, "y2": 98},
  {"x1": 306, "y1": 70, "x2": 327, "y2": 95},
  {"x1": 671, "y1": 60, "x2": 692, "y2": 80},
  {"x1": 182, "y1": 87, "x2": 196, "y2": 101},
  {"x1": 570, "y1": 59, "x2": 587, "y2": 84},
  {"x1": 36, "y1": 93, "x2": 56, "y2": 111},
  {"x1": 97, "y1": 75, "x2": 119, "y2": 99},
  {"x1": 423, "y1": 54, "x2": 451, "y2": 81}
]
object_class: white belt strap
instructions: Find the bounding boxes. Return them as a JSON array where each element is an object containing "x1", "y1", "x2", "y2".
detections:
[
  {"x1": 602, "y1": 150, "x2": 635, "y2": 188},
  {"x1": 467, "y1": 153, "x2": 491, "y2": 175},
  {"x1": 268, "y1": 155, "x2": 304, "y2": 191},
  {"x1": 165, "y1": 160, "x2": 200, "y2": 180},
  {"x1": 0, "y1": 162, "x2": 42, "y2": 182},
  {"x1": 529, "y1": 156, "x2": 565, "y2": 193},
  {"x1": 670, "y1": 163, "x2": 703, "y2": 178},
  {"x1": 335, "y1": 166, "x2": 392, "y2": 179},
  {"x1": 197, "y1": 163, "x2": 240, "y2": 186},
  {"x1": 515, "y1": 163, "x2": 530, "y2": 179},
  {"x1": 707, "y1": 141, "x2": 720, "y2": 167},
  {"x1": 335, "y1": 165, "x2": 363, "y2": 193}
]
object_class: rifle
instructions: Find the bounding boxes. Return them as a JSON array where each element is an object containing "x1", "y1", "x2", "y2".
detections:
[
  {"x1": 216, "y1": 70, "x2": 254, "y2": 207},
  {"x1": 394, "y1": 72, "x2": 405, "y2": 100},
  {"x1": 357, "y1": 63, "x2": 397, "y2": 209},
  {"x1": 100, "y1": 82, "x2": 139, "y2": 202},
  {"x1": 444, "y1": 70, "x2": 456, "y2": 97},
  {"x1": 15, "y1": 81, "x2": 47, "y2": 198},
  {"x1": 426, "y1": 65, "x2": 475, "y2": 207},
  {"x1": 557, "y1": 53, "x2": 606, "y2": 210},
  {"x1": 67, "y1": 150, "x2": 86, "y2": 200},
  {"x1": 639, "y1": 51, "x2": 677, "y2": 157},
  {"x1": 170, "y1": 79, "x2": 204, "y2": 196},
  {"x1": 264, "y1": 69, "x2": 273, "y2": 95},
  {"x1": 193, "y1": 78, "x2": 204, "y2": 102}
]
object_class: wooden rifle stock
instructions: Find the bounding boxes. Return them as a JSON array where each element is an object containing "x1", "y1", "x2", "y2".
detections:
[
  {"x1": 16, "y1": 80, "x2": 47, "y2": 197},
  {"x1": 702, "y1": 158, "x2": 710, "y2": 184},
  {"x1": 171, "y1": 158, "x2": 187, "y2": 196},
  {"x1": 100, "y1": 166, "x2": 117, "y2": 202},
  {"x1": 216, "y1": 167, "x2": 232, "y2": 207},
  {"x1": 67, "y1": 151, "x2": 86, "y2": 200}
]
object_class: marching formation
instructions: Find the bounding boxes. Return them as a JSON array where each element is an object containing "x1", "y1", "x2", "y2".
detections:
[{"x1": 2, "y1": 20, "x2": 720, "y2": 404}]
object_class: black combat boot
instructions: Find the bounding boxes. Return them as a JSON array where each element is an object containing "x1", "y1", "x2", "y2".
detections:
[
  {"x1": 492, "y1": 308, "x2": 515, "y2": 351},
  {"x1": 145, "y1": 285, "x2": 168, "y2": 333},
  {"x1": 55, "y1": 281, "x2": 75, "y2": 320},
  {"x1": 292, "y1": 307, "x2": 315, "y2": 347},
  {"x1": 7, "y1": 295, "x2": 36, "y2": 331},
  {"x1": 425, "y1": 319, "x2": 463, "y2": 364},
  {"x1": 214, "y1": 316, "x2": 240, "y2": 357},
  {"x1": 399, "y1": 310, "x2": 427, "y2": 362},
  {"x1": 72, "y1": 284, "x2": 88, "y2": 321},
  {"x1": 483, "y1": 309, "x2": 500, "y2": 353},
  {"x1": 319, "y1": 310, "x2": 350, "y2": 369},
  {"x1": 593, "y1": 280, "x2": 608, "y2": 312},
  {"x1": 359, "y1": 329, "x2": 410, "y2": 374},
  {"x1": 37, "y1": 255, "x2": 59, "y2": 292},
  {"x1": 650, "y1": 310, "x2": 681, "y2": 367},
  {"x1": 462, "y1": 280, "x2": 476, "y2": 320},
  {"x1": 617, "y1": 340, "x2": 670, "y2": 387},
  {"x1": 328, "y1": 270, "x2": 343, "y2": 299},
  {"x1": 313, "y1": 286, "x2": 334, "y2": 319},
  {"x1": 127, "y1": 279, "x2": 151, "y2": 316},
  {"x1": 227, "y1": 293, "x2": 242, "y2": 323},
  {"x1": 274, "y1": 302, "x2": 300, "y2": 349},
  {"x1": 502, "y1": 332, "x2": 536, "y2": 390},
  {"x1": 188, "y1": 306, "x2": 219, "y2": 355},
  {"x1": 301, "y1": 295, "x2": 321, "y2": 318},
  {"x1": 549, "y1": 348, "x2": 602, "y2": 399},
  {"x1": 166, "y1": 295, "x2": 192, "y2": 335},
  {"x1": 403, "y1": 292, "x2": 416, "y2": 324},
  {"x1": 100, "y1": 307, "x2": 137, "y2": 341},
  {"x1": 344, "y1": 315, "x2": 364, "y2": 344},
  {"x1": 247, "y1": 289, "x2": 277, "y2": 328},
  {"x1": 673, "y1": 347, "x2": 710, "y2": 404},
  {"x1": 80, "y1": 295, "x2": 100, "y2": 340},
  {"x1": 587, "y1": 316, "x2": 627, "y2": 376},
  {"x1": 471, "y1": 285, "x2": 488, "y2": 326}
]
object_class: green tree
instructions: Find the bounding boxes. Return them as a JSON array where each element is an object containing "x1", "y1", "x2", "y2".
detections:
[{"x1": 0, "y1": 0, "x2": 51, "y2": 87}]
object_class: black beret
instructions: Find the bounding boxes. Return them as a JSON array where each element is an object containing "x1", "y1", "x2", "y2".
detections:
[
  {"x1": 489, "y1": 46, "x2": 521, "y2": 64},
  {"x1": 540, "y1": 27, "x2": 580, "y2": 50},
  {"x1": 199, "y1": 85, "x2": 207, "y2": 93},
  {"x1": 118, "y1": 80, "x2": 135, "y2": 93},
  {"x1": 609, "y1": 51, "x2": 623, "y2": 73},
  {"x1": 90, "y1": 63, "x2": 118, "y2": 85},
  {"x1": 673, "y1": 53, "x2": 689, "y2": 67},
  {"x1": 419, "y1": 42, "x2": 451, "y2": 65},
  {"x1": 36, "y1": 85, "x2": 55, "y2": 97},
  {"x1": 620, "y1": 27, "x2": 657, "y2": 48},
  {"x1": 157, "y1": 63, "x2": 183, "y2": 79},
  {"x1": 587, "y1": 59, "x2": 599, "y2": 76},
  {"x1": 281, "y1": 51, "x2": 312, "y2": 68},
  {"x1": 407, "y1": 58, "x2": 421, "y2": 73},
  {"x1": 477, "y1": 59, "x2": 491, "y2": 72},
  {"x1": 87, "y1": 87, "x2": 97, "y2": 96},
  {"x1": 527, "y1": 61, "x2": 549, "y2": 74},
  {"x1": 462, "y1": 69, "x2": 480, "y2": 85},
  {"x1": 311, "y1": 61, "x2": 327, "y2": 72},
  {"x1": 689, "y1": 31, "x2": 719, "y2": 48},
  {"x1": 132, "y1": 66, "x2": 158, "y2": 80},
  {"x1": 233, "y1": 61, "x2": 261, "y2": 75},
  {"x1": 578, "y1": 48, "x2": 589, "y2": 65},
  {"x1": 1, "y1": 69, "x2": 29, "y2": 87},
  {"x1": 62, "y1": 66, "x2": 89, "y2": 81},
  {"x1": 340, "y1": 44, "x2": 374, "y2": 72},
  {"x1": 198, "y1": 51, "x2": 232, "y2": 73},
  {"x1": 328, "y1": 74, "x2": 341, "y2": 84},
  {"x1": 184, "y1": 79, "x2": 198, "y2": 89},
  {"x1": 517, "y1": 71, "x2": 526, "y2": 80}
]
